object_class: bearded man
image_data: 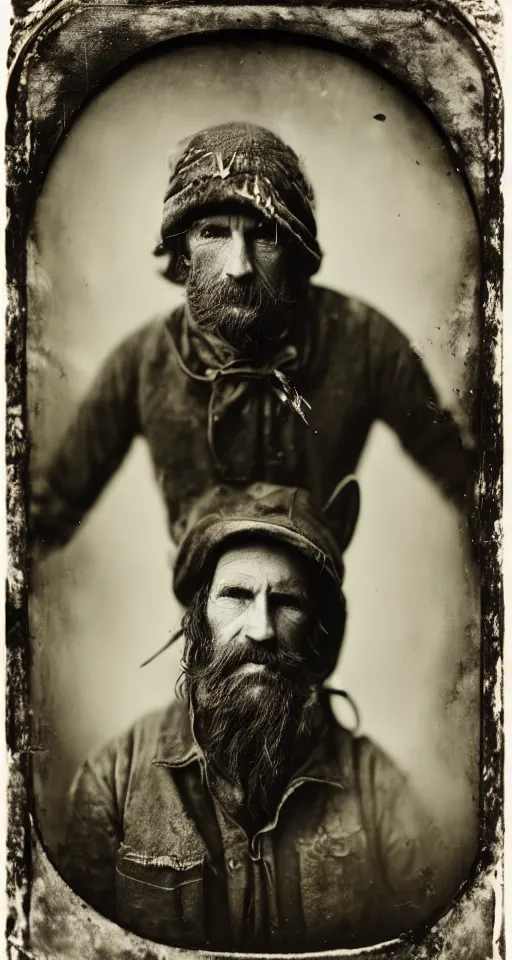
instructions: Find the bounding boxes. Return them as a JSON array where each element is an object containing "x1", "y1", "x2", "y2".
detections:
[
  {"x1": 31, "y1": 122, "x2": 473, "y2": 553},
  {"x1": 60, "y1": 482, "x2": 451, "y2": 952}
]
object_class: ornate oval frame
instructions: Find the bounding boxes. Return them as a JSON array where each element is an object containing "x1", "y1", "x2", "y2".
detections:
[{"x1": 5, "y1": 2, "x2": 503, "y2": 958}]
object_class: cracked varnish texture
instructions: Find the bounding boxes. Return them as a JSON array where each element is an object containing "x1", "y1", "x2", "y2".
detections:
[{"x1": 6, "y1": 2, "x2": 502, "y2": 959}]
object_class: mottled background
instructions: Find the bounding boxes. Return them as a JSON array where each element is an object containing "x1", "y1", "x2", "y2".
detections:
[{"x1": 27, "y1": 39, "x2": 480, "y2": 892}]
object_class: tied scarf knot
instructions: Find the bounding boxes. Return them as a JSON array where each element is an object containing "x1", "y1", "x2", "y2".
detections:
[
  {"x1": 166, "y1": 319, "x2": 311, "y2": 482},
  {"x1": 208, "y1": 347, "x2": 311, "y2": 425}
]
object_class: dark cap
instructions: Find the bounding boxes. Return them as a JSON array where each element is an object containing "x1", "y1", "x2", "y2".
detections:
[
  {"x1": 173, "y1": 480, "x2": 359, "y2": 607},
  {"x1": 154, "y1": 122, "x2": 323, "y2": 282}
]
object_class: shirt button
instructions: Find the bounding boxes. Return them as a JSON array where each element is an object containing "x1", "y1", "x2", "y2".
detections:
[{"x1": 228, "y1": 858, "x2": 242, "y2": 872}]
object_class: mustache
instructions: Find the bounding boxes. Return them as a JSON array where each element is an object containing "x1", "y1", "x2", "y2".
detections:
[
  {"x1": 186, "y1": 263, "x2": 298, "y2": 349},
  {"x1": 190, "y1": 275, "x2": 285, "y2": 325},
  {"x1": 180, "y1": 634, "x2": 311, "y2": 720},
  {"x1": 193, "y1": 262, "x2": 294, "y2": 305},
  {"x1": 194, "y1": 638, "x2": 307, "y2": 688},
  {"x1": 208, "y1": 277, "x2": 269, "y2": 307}
]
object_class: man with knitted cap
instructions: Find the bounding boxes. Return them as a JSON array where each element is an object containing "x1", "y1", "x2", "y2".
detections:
[
  {"x1": 60, "y1": 480, "x2": 451, "y2": 951},
  {"x1": 31, "y1": 121, "x2": 473, "y2": 552}
]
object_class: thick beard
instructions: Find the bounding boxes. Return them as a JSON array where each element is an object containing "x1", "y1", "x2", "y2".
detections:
[
  {"x1": 179, "y1": 588, "x2": 321, "y2": 818},
  {"x1": 185, "y1": 263, "x2": 300, "y2": 354}
]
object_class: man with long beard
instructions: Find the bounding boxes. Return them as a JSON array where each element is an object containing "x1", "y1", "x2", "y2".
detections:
[
  {"x1": 60, "y1": 482, "x2": 451, "y2": 951},
  {"x1": 31, "y1": 121, "x2": 473, "y2": 554}
]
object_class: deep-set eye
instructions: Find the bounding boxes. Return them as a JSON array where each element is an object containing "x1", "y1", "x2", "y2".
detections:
[
  {"x1": 219, "y1": 586, "x2": 253, "y2": 602},
  {"x1": 270, "y1": 593, "x2": 307, "y2": 615},
  {"x1": 251, "y1": 219, "x2": 276, "y2": 243},
  {"x1": 199, "y1": 224, "x2": 229, "y2": 240}
]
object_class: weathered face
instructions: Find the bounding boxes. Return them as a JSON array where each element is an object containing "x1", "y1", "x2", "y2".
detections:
[
  {"x1": 187, "y1": 213, "x2": 286, "y2": 289},
  {"x1": 185, "y1": 212, "x2": 298, "y2": 351},
  {"x1": 186, "y1": 539, "x2": 319, "y2": 814},
  {"x1": 206, "y1": 540, "x2": 312, "y2": 689}
]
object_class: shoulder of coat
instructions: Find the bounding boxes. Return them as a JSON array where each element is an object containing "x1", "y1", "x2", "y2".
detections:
[{"x1": 309, "y1": 284, "x2": 386, "y2": 337}]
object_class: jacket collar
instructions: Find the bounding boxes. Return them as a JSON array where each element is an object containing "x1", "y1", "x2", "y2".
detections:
[
  {"x1": 152, "y1": 697, "x2": 352, "y2": 790},
  {"x1": 152, "y1": 699, "x2": 198, "y2": 767}
]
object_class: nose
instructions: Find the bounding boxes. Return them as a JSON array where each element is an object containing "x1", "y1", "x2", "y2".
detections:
[
  {"x1": 222, "y1": 230, "x2": 253, "y2": 280},
  {"x1": 245, "y1": 593, "x2": 275, "y2": 643}
]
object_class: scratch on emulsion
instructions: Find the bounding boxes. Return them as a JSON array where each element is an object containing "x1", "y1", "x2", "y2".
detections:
[{"x1": 489, "y1": 864, "x2": 503, "y2": 960}]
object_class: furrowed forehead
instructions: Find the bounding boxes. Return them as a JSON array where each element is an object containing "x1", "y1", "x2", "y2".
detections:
[{"x1": 210, "y1": 541, "x2": 311, "y2": 590}]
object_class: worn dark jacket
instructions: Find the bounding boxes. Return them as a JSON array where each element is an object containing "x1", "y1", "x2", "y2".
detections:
[
  {"x1": 31, "y1": 285, "x2": 472, "y2": 548},
  {"x1": 60, "y1": 700, "x2": 447, "y2": 952}
]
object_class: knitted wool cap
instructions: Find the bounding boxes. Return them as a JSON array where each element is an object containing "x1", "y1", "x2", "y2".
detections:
[
  {"x1": 173, "y1": 480, "x2": 359, "y2": 608},
  {"x1": 154, "y1": 122, "x2": 323, "y2": 283}
]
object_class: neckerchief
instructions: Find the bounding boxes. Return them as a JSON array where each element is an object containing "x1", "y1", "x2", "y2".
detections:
[{"x1": 165, "y1": 302, "x2": 314, "y2": 482}]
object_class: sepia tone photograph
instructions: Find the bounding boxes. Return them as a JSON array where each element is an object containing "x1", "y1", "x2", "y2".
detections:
[{"x1": 5, "y1": 5, "x2": 503, "y2": 959}]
